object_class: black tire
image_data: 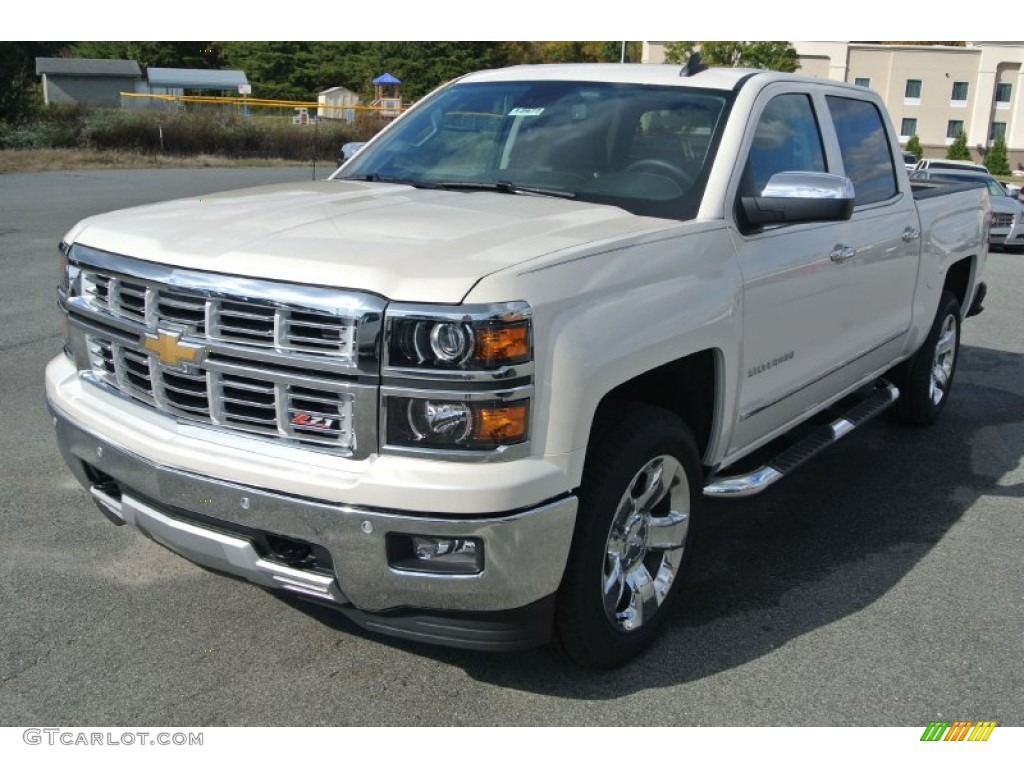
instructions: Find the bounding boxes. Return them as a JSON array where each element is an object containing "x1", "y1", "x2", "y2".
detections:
[
  {"x1": 889, "y1": 290, "x2": 961, "y2": 426},
  {"x1": 553, "y1": 404, "x2": 701, "y2": 668}
]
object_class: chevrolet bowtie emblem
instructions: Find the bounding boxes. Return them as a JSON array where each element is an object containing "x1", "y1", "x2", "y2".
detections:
[{"x1": 142, "y1": 328, "x2": 206, "y2": 369}]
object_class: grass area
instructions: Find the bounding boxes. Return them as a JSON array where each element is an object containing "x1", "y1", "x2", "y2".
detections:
[{"x1": 0, "y1": 148, "x2": 313, "y2": 174}]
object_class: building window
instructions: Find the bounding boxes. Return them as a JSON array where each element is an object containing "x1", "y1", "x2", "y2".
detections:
[
  {"x1": 994, "y1": 82, "x2": 1012, "y2": 106},
  {"x1": 946, "y1": 120, "x2": 964, "y2": 145},
  {"x1": 854, "y1": 77, "x2": 870, "y2": 88},
  {"x1": 904, "y1": 79, "x2": 922, "y2": 103},
  {"x1": 989, "y1": 122, "x2": 1006, "y2": 142},
  {"x1": 951, "y1": 81, "x2": 968, "y2": 103},
  {"x1": 900, "y1": 117, "x2": 918, "y2": 138}
]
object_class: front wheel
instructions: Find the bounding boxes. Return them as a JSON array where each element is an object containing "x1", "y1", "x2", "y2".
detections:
[
  {"x1": 553, "y1": 405, "x2": 701, "y2": 668},
  {"x1": 889, "y1": 290, "x2": 961, "y2": 425}
]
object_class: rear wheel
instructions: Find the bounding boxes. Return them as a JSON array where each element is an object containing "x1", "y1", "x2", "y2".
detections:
[
  {"x1": 553, "y1": 404, "x2": 701, "y2": 668},
  {"x1": 889, "y1": 291, "x2": 961, "y2": 425}
]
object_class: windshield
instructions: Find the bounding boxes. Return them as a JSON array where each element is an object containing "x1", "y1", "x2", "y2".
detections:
[{"x1": 336, "y1": 80, "x2": 732, "y2": 221}]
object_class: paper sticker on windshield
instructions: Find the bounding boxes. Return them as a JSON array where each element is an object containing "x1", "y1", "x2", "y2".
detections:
[{"x1": 509, "y1": 107, "x2": 545, "y2": 117}]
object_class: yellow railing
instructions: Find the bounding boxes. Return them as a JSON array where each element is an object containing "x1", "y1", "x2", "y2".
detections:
[{"x1": 119, "y1": 92, "x2": 406, "y2": 113}]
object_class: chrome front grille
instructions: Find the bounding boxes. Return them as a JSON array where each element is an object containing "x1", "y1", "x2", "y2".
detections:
[
  {"x1": 65, "y1": 245, "x2": 384, "y2": 457},
  {"x1": 156, "y1": 290, "x2": 206, "y2": 331},
  {"x1": 992, "y1": 212, "x2": 1014, "y2": 229},
  {"x1": 85, "y1": 334, "x2": 358, "y2": 451},
  {"x1": 81, "y1": 272, "x2": 359, "y2": 361}
]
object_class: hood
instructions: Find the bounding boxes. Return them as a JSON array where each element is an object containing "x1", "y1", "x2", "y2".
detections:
[
  {"x1": 67, "y1": 180, "x2": 678, "y2": 303},
  {"x1": 989, "y1": 194, "x2": 1023, "y2": 215}
]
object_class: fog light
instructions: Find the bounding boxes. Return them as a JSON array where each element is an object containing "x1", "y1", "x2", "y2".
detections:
[
  {"x1": 414, "y1": 536, "x2": 477, "y2": 561},
  {"x1": 386, "y1": 534, "x2": 483, "y2": 574}
]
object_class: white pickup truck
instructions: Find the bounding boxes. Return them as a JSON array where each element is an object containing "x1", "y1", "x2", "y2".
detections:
[{"x1": 48, "y1": 63, "x2": 990, "y2": 668}]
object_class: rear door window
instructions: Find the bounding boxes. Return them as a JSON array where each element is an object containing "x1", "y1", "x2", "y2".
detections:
[{"x1": 825, "y1": 96, "x2": 898, "y2": 205}]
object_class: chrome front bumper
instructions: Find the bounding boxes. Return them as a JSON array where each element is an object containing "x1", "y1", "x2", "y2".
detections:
[{"x1": 50, "y1": 403, "x2": 578, "y2": 622}]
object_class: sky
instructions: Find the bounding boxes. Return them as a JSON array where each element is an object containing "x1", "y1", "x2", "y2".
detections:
[{"x1": 6, "y1": 1, "x2": 997, "y2": 44}]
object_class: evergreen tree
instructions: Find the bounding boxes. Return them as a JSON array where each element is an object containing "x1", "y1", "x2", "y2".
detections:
[
  {"x1": 0, "y1": 41, "x2": 67, "y2": 123},
  {"x1": 70, "y1": 42, "x2": 222, "y2": 70},
  {"x1": 946, "y1": 130, "x2": 971, "y2": 160},
  {"x1": 984, "y1": 134, "x2": 1011, "y2": 176},
  {"x1": 906, "y1": 134, "x2": 923, "y2": 161},
  {"x1": 663, "y1": 41, "x2": 799, "y2": 72}
]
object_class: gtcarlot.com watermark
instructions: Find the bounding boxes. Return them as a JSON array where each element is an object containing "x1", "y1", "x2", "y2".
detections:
[{"x1": 23, "y1": 728, "x2": 203, "y2": 746}]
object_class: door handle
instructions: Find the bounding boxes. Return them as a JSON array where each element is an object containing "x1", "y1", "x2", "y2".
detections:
[
  {"x1": 902, "y1": 227, "x2": 921, "y2": 242},
  {"x1": 830, "y1": 245, "x2": 856, "y2": 263}
]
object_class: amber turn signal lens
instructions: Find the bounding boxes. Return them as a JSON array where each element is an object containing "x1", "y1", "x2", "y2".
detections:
[
  {"x1": 472, "y1": 403, "x2": 529, "y2": 442},
  {"x1": 474, "y1": 323, "x2": 530, "y2": 363}
]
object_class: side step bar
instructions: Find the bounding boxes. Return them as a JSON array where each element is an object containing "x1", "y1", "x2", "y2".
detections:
[{"x1": 704, "y1": 381, "x2": 899, "y2": 498}]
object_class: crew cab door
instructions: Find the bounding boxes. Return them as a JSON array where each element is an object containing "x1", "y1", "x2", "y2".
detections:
[
  {"x1": 726, "y1": 87, "x2": 854, "y2": 456},
  {"x1": 725, "y1": 86, "x2": 920, "y2": 461},
  {"x1": 820, "y1": 93, "x2": 919, "y2": 378}
]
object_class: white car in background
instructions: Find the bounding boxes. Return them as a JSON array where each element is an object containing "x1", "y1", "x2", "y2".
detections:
[
  {"x1": 913, "y1": 158, "x2": 986, "y2": 173},
  {"x1": 911, "y1": 168, "x2": 1024, "y2": 251}
]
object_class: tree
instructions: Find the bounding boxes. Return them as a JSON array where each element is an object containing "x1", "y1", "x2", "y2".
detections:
[
  {"x1": 0, "y1": 41, "x2": 67, "y2": 123},
  {"x1": 502, "y1": 42, "x2": 641, "y2": 66},
  {"x1": 664, "y1": 41, "x2": 799, "y2": 72},
  {"x1": 906, "y1": 134, "x2": 923, "y2": 160},
  {"x1": 219, "y1": 42, "x2": 511, "y2": 102},
  {"x1": 70, "y1": 42, "x2": 222, "y2": 70},
  {"x1": 984, "y1": 134, "x2": 1011, "y2": 176},
  {"x1": 946, "y1": 130, "x2": 971, "y2": 160}
]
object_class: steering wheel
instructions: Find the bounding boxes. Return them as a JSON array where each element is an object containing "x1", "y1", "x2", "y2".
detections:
[{"x1": 624, "y1": 158, "x2": 694, "y2": 189}]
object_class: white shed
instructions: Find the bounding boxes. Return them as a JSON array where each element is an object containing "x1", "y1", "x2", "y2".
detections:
[{"x1": 318, "y1": 86, "x2": 361, "y2": 123}]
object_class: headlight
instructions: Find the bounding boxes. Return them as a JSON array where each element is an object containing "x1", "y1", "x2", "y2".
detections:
[
  {"x1": 58, "y1": 243, "x2": 82, "y2": 297},
  {"x1": 58, "y1": 242, "x2": 78, "y2": 358},
  {"x1": 385, "y1": 302, "x2": 531, "y2": 371},
  {"x1": 382, "y1": 302, "x2": 533, "y2": 459},
  {"x1": 385, "y1": 396, "x2": 530, "y2": 450}
]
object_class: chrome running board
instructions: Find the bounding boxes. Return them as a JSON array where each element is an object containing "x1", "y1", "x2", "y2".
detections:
[{"x1": 704, "y1": 381, "x2": 899, "y2": 498}]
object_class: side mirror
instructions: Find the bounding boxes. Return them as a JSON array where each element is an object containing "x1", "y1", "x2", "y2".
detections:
[
  {"x1": 340, "y1": 142, "x2": 367, "y2": 163},
  {"x1": 741, "y1": 171, "x2": 856, "y2": 227}
]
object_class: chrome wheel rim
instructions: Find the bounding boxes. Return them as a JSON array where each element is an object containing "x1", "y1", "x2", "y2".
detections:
[
  {"x1": 602, "y1": 455, "x2": 690, "y2": 632},
  {"x1": 930, "y1": 314, "x2": 957, "y2": 406}
]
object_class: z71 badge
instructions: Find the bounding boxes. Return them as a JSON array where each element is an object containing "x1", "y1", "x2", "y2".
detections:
[{"x1": 291, "y1": 413, "x2": 337, "y2": 430}]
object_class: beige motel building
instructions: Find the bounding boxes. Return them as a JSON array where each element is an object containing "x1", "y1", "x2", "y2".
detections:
[{"x1": 642, "y1": 41, "x2": 1024, "y2": 170}]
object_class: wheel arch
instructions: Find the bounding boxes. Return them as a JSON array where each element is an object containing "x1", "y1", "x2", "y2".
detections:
[
  {"x1": 942, "y1": 255, "x2": 974, "y2": 318},
  {"x1": 587, "y1": 348, "x2": 721, "y2": 473}
]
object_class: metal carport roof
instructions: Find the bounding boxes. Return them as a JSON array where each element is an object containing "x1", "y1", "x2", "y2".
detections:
[
  {"x1": 146, "y1": 68, "x2": 248, "y2": 90},
  {"x1": 36, "y1": 58, "x2": 142, "y2": 77}
]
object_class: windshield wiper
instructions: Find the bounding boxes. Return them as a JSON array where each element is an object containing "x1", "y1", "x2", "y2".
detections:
[
  {"x1": 340, "y1": 175, "x2": 577, "y2": 200},
  {"x1": 434, "y1": 180, "x2": 577, "y2": 199},
  {"x1": 339, "y1": 173, "x2": 440, "y2": 189}
]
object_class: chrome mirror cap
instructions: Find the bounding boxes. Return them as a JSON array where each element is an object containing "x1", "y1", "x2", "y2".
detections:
[{"x1": 762, "y1": 171, "x2": 856, "y2": 200}]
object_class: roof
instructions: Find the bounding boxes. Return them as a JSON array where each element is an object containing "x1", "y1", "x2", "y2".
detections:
[
  {"x1": 35, "y1": 57, "x2": 141, "y2": 77},
  {"x1": 320, "y1": 86, "x2": 359, "y2": 96},
  {"x1": 373, "y1": 73, "x2": 402, "y2": 85},
  {"x1": 459, "y1": 63, "x2": 766, "y2": 91},
  {"x1": 146, "y1": 68, "x2": 248, "y2": 90}
]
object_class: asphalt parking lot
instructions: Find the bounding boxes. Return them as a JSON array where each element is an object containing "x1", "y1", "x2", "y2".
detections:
[{"x1": 1, "y1": 167, "x2": 1022, "y2": 726}]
